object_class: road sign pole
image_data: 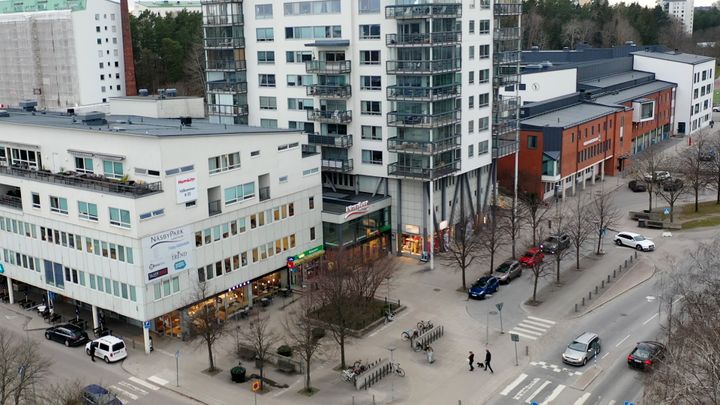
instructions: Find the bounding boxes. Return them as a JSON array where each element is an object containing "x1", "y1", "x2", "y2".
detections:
[
  {"x1": 495, "y1": 303, "x2": 504, "y2": 334},
  {"x1": 514, "y1": 341, "x2": 518, "y2": 366},
  {"x1": 175, "y1": 350, "x2": 180, "y2": 387}
]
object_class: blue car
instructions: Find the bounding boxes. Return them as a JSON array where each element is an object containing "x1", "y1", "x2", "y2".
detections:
[{"x1": 468, "y1": 276, "x2": 500, "y2": 299}]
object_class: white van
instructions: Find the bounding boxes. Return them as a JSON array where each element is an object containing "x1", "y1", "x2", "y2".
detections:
[{"x1": 85, "y1": 336, "x2": 127, "y2": 363}]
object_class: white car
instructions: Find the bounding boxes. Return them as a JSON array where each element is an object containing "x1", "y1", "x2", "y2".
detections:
[
  {"x1": 643, "y1": 171, "x2": 670, "y2": 183},
  {"x1": 614, "y1": 232, "x2": 655, "y2": 251},
  {"x1": 85, "y1": 336, "x2": 127, "y2": 363},
  {"x1": 713, "y1": 106, "x2": 720, "y2": 112}
]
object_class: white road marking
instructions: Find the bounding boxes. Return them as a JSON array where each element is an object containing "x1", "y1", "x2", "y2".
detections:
[
  {"x1": 608, "y1": 401, "x2": 616, "y2": 405},
  {"x1": 522, "y1": 319, "x2": 554, "y2": 328},
  {"x1": 118, "y1": 381, "x2": 147, "y2": 395},
  {"x1": 540, "y1": 384, "x2": 566, "y2": 405},
  {"x1": 513, "y1": 327, "x2": 543, "y2": 336},
  {"x1": 109, "y1": 385, "x2": 139, "y2": 401},
  {"x1": 642, "y1": 313, "x2": 658, "y2": 325},
  {"x1": 517, "y1": 322, "x2": 550, "y2": 332},
  {"x1": 615, "y1": 334, "x2": 631, "y2": 347},
  {"x1": 129, "y1": 376, "x2": 159, "y2": 391},
  {"x1": 147, "y1": 375, "x2": 169, "y2": 386},
  {"x1": 514, "y1": 378, "x2": 540, "y2": 400},
  {"x1": 601, "y1": 352, "x2": 609, "y2": 359},
  {"x1": 272, "y1": 376, "x2": 303, "y2": 397},
  {"x1": 509, "y1": 330, "x2": 538, "y2": 340},
  {"x1": 527, "y1": 316, "x2": 556, "y2": 325},
  {"x1": 573, "y1": 392, "x2": 592, "y2": 405},
  {"x1": 501, "y1": 373, "x2": 528, "y2": 396},
  {"x1": 526, "y1": 380, "x2": 552, "y2": 403}
]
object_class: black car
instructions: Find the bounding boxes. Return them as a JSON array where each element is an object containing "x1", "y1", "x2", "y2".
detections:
[
  {"x1": 628, "y1": 180, "x2": 647, "y2": 192},
  {"x1": 82, "y1": 384, "x2": 122, "y2": 405},
  {"x1": 662, "y1": 179, "x2": 684, "y2": 192},
  {"x1": 627, "y1": 341, "x2": 666, "y2": 370},
  {"x1": 45, "y1": 323, "x2": 89, "y2": 347},
  {"x1": 539, "y1": 234, "x2": 570, "y2": 254}
]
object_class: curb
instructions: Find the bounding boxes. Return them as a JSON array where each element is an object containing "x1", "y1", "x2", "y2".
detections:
[
  {"x1": 572, "y1": 365, "x2": 603, "y2": 391},
  {"x1": 119, "y1": 360, "x2": 210, "y2": 405}
]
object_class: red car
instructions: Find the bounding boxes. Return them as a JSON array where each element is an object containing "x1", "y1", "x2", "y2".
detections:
[{"x1": 519, "y1": 247, "x2": 544, "y2": 267}]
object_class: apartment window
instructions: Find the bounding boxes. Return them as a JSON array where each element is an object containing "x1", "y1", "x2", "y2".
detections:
[
  {"x1": 360, "y1": 50, "x2": 380, "y2": 65},
  {"x1": 479, "y1": 69, "x2": 489, "y2": 83},
  {"x1": 359, "y1": 0, "x2": 380, "y2": 13},
  {"x1": 256, "y1": 28, "x2": 274, "y2": 41},
  {"x1": 479, "y1": 93, "x2": 489, "y2": 107},
  {"x1": 287, "y1": 74, "x2": 313, "y2": 87},
  {"x1": 309, "y1": 196, "x2": 315, "y2": 209},
  {"x1": 78, "y1": 201, "x2": 98, "y2": 221},
  {"x1": 286, "y1": 51, "x2": 313, "y2": 63},
  {"x1": 103, "y1": 160, "x2": 123, "y2": 179},
  {"x1": 101, "y1": 86, "x2": 106, "y2": 93},
  {"x1": 255, "y1": 4, "x2": 273, "y2": 19},
  {"x1": 479, "y1": 117, "x2": 489, "y2": 131},
  {"x1": 257, "y1": 51, "x2": 275, "y2": 64},
  {"x1": 261, "y1": 119, "x2": 278, "y2": 128},
  {"x1": 109, "y1": 208, "x2": 131, "y2": 228},
  {"x1": 49, "y1": 197, "x2": 68, "y2": 215},
  {"x1": 478, "y1": 140, "x2": 489, "y2": 155},
  {"x1": 259, "y1": 74, "x2": 276, "y2": 87},
  {"x1": 469, "y1": 96, "x2": 475, "y2": 109},
  {"x1": 279, "y1": 176, "x2": 288, "y2": 184},
  {"x1": 469, "y1": 71, "x2": 475, "y2": 84},
  {"x1": 362, "y1": 150, "x2": 383, "y2": 165},
  {"x1": 285, "y1": 25, "x2": 341, "y2": 39},
  {"x1": 469, "y1": 120, "x2": 475, "y2": 133},
  {"x1": 31, "y1": 193, "x2": 40, "y2": 209},
  {"x1": 75, "y1": 157, "x2": 94, "y2": 173},
  {"x1": 468, "y1": 144, "x2": 474, "y2": 157},
  {"x1": 112, "y1": 38, "x2": 117, "y2": 44},
  {"x1": 259, "y1": 96, "x2": 277, "y2": 110},
  {"x1": 289, "y1": 121, "x2": 315, "y2": 132},
  {"x1": 224, "y1": 182, "x2": 255, "y2": 204},
  {"x1": 361, "y1": 125, "x2": 382, "y2": 140},
  {"x1": 480, "y1": 0, "x2": 490, "y2": 8},
  {"x1": 283, "y1": 0, "x2": 341, "y2": 15},
  {"x1": 528, "y1": 135, "x2": 538, "y2": 149},
  {"x1": 99, "y1": 62, "x2": 103, "y2": 68},
  {"x1": 479, "y1": 45, "x2": 490, "y2": 59},
  {"x1": 287, "y1": 98, "x2": 314, "y2": 110},
  {"x1": 310, "y1": 227, "x2": 316, "y2": 240},
  {"x1": 469, "y1": 46, "x2": 475, "y2": 60},
  {"x1": 361, "y1": 76, "x2": 381, "y2": 90},
  {"x1": 360, "y1": 24, "x2": 380, "y2": 39},
  {"x1": 97, "y1": 38, "x2": 101, "y2": 45},
  {"x1": 208, "y1": 152, "x2": 241, "y2": 174},
  {"x1": 361, "y1": 101, "x2": 381, "y2": 115},
  {"x1": 479, "y1": 20, "x2": 490, "y2": 34}
]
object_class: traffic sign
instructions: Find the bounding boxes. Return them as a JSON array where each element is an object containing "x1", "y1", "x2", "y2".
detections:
[
  {"x1": 663, "y1": 208, "x2": 670, "y2": 215},
  {"x1": 252, "y1": 380, "x2": 261, "y2": 392},
  {"x1": 143, "y1": 320, "x2": 151, "y2": 329},
  {"x1": 495, "y1": 302, "x2": 504, "y2": 312},
  {"x1": 511, "y1": 333, "x2": 519, "y2": 342}
]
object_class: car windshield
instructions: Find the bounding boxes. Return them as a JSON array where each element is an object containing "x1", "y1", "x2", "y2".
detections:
[
  {"x1": 473, "y1": 277, "x2": 491, "y2": 287},
  {"x1": 633, "y1": 347, "x2": 651, "y2": 360},
  {"x1": 112, "y1": 342, "x2": 125, "y2": 351},
  {"x1": 633, "y1": 235, "x2": 646, "y2": 241},
  {"x1": 522, "y1": 252, "x2": 533, "y2": 258},
  {"x1": 568, "y1": 341, "x2": 586, "y2": 352},
  {"x1": 496, "y1": 262, "x2": 511, "y2": 273}
]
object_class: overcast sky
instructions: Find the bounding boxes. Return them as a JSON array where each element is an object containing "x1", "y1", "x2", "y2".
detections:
[{"x1": 609, "y1": 0, "x2": 715, "y2": 7}]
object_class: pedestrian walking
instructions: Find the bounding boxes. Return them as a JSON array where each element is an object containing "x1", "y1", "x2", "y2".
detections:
[
  {"x1": 89, "y1": 343, "x2": 96, "y2": 362},
  {"x1": 468, "y1": 351, "x2": 475, "y2": 371},
  {"x1": 484, "y1": 349, "x2": 494, "y2": 373}
]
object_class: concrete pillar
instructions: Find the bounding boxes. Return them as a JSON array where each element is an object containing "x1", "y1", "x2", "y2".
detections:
[
  {"x1": 572, "y1": 175, "x2": 577, "y2": 196},
  {"x1": 92, "y1": 305, "x2": 99, "y2": 329},
  {"x1": 582, "y1": 171, "x2": 587, "y2": 190},
  {"x1": 591, "y1": 165, "x2": 596, "y2": 185},
  {"x1": 6, "y1": 277, "x2": 14, "y2": 305},
  {"x1": 246, "y1": 283, "x2": 253, "y2": 308},
  {"x1": 600, "y1": 160, "x2": 605, "y2": 181},
  {"x1": 143, "y1": 325, "x2": 151, "y2": 354}
]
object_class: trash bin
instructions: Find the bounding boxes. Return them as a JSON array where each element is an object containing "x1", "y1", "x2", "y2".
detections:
[
  {"x1": 638, "y1": 219, "x2": 647, "y2": 228},
  {"x1": 230, "y1": 366, "x2": 246, "y2": 383},
  {"x1": 426, "y1": 348, "x2": 434, "y2": 364}
]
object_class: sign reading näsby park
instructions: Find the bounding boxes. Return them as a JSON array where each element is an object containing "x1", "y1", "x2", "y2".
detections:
[{"x1": 142, "y1": 226, "x2": 195, "y2": 283}]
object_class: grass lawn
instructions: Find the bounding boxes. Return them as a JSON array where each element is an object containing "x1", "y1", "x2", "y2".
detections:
[
  {"x1": 715, "y1": 89, "x2": 720, "y2": 106},
  {"x1": 678, "y1": 200, "x2": 720, "y2": 219},
  {"x1": 682, "y1": 217, "x2": 720, "y2": 229},
  {"x1": 312, "y1": 298, "x2": 397, "y2": 331}
]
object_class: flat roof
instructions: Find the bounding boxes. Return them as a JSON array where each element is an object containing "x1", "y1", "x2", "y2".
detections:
[
  {"x1": 322, "y1": 190, "x2": 391, "y2": 215},
  {"x1": 521, "y1": 103, "x2": 623, "y2": 129},
  {"x1": 0, "y1": 110, "x2": 297, "y2": 137},
  {"x1": 0, "y1": 0, "x2": 85, "y2": 14},
  {"x1": 578, "y1": 71, "x2": 655, "y2": 89},
  {"x1": 593, "y1": 81, "x2": 677, "y2": 105},
  {"x1": 136, "y1": 1, "x2": 201, "y2": 7},
  {"x1": 631, "y1": 50, "x2": 715, "y2": 65}
]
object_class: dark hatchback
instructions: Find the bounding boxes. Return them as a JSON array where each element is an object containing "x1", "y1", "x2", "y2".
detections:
[
  {"x1": 81, "y1": 384, "x2": 122, "y2": 405},
  {"x1": 45, "y1": 324, "x2": 89, "y2": 347},
  {"x1": 628, "y1": 180, "x2": 647, "y2": 192},
  {"x1": 627, "y1": 341, "x2": 666, "y2": 370},
  {"x1": 468, "y1": 276, "x2": 499, "y2": 300}
]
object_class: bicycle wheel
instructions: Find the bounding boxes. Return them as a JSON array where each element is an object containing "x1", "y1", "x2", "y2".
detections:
[
  {"x1": 401, "y1": 331, "x2": 410, "y2": 341},
  {"x1": 413, "y1": 342, "x2": 423, "y2": 352},
  {"x1": 353, "y1": 360, "x2": 362, "y2": 369},
  {"x1": 416, "y1": 321, "x2": 424, "y2": 331},
  {"x1": 396, "y1": 367, "x2": 406, "y2": 377}
]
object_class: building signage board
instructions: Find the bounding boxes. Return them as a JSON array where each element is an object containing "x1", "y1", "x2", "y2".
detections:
[
  {"x1": 175, "y1": 174, "x2": 198, "y2": 204},
  {"x1": 142, "y1": 226, "x2": 194, "y2": 283},
  {"x1": 344, "y1": 200, "x2": 370, "y2": 219}
]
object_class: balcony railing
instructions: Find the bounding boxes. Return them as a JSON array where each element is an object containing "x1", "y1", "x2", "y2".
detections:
[
  {"x1": 495, "y1": 50, "x2": 521, "y2": 65},
  {"x1": 0, "y1": 166, "x2": 162, "y2": 198},
  {"x1": 494, "y1": 0, "x2": 523, "y2": 16},
  {"x1": 386, "y1": 84, "x2": 460, "y2": 101},
  {"x1": 203, "y1": 14, "x2": 243, "y2": 26},
  {"x1": 386, "y1": 32, "x2": 461, "y2": 47},
  {"x1": 493, "y1": 96, "x2": 520, "y2": 117},
  {"x1": 492, "y1": 119, "x2": 519, "y2": 137},
  {"x1": 209, "y1": 200, "x2": 222, "y2": 216},
  {"x1": 385, "y1": 3, "x2": 462, "y2": 19},
  {"x1": 208, "y1": 104, "x2": 249, "y2": 116},
  {"x1": 493, "y1": 27, "x2": 521, "y2": 41},
  {"x1": 0, "y1": 195, "x2": 22, "y2": 210},
  {"x1": 207, "y1": 81, "x2": 247, "y2": 93},
  {"x1": 204, "y1": 37, "x2": 245, "y2": 49},
  {"x1": 305, "y1": 60, "x2": 352, "y2": 74},
  {"x1": 259, "y1": 187, "x2": 270, "y2": 202},
  {"x1": 494, "y1": 73, "x2": 519, "y2": 87},
  {"x1": 206, "y1": 60, "x2": 246, "y2": 71},
  {"x1": 386, "y1": 58, "x2": 461, "y2": 75},
  {"x1": 307, "y1": 109, "x2": 352, "y2": 124},
  {"x1": 307, "y1": 133, "x2": 353, "y2": 148},
  {"x1": 492, "y1": 139, "x2": 519, "y2": 159},
  {"x1": 387, "y1": 110, "x2": 461, "y2": 128},
  {"x1": 387, "y1": 161, "x2": 460, "y2": 179},
  {"x1": 322, "y1": 158, "x2": 353, "y2": 173},
  {"x1": 387, "y1": 135, "x2": 461, "y2": 155},
  {"x1": 306, "y1": 84, "x2": 352, "y2": 99}
]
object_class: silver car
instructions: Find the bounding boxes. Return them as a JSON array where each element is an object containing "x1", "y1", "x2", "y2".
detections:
[
  {"x1": 562, "y1": 332, "x2": 601, "y2": 366},
  {"x1": 494, "y1": 260, "x2": 522, "y2": 284}
]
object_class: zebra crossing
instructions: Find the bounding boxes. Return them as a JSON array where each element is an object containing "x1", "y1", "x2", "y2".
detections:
[
  {"x1": 109, "y1": 376, "x2": 161, "y2": 404},
  {"x1": 508, "y1": 316, "x2": 556, "y2": 341},
  {"x1": 500, "y1": 373, "x2": 567, "y2": 404}
]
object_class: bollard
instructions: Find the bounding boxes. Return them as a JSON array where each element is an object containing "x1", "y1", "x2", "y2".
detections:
[
  {"x1": 613, "y1": 269, "x2": 616, "y2": 278},
  {"x1": 595, "y1": 286, "x2": 599, "y2": 294},
  {"x1": 373, "y1": 395, "x2": 376, "y2": 405},
  {"x1": 607, "y1": 275, "x2": 611, "y2": 283},
  {"x1": 352, "y1": 396, "x2": 355, "y2": 405},
  {"x1": 630, "y1": 255, "x2": 633, "y2": 263},
  {"x1": 635, "y1": 251, "x2": 638, "y2": 259},
  {"x1": 601, "y1": 280, "x2": 605, "y2": 288},
  {"x1": 575, "y1": 303, "x2": 578, "y2": 312},
  {"x1": 526, "y1": 345, "x2": 529, "y2": 356},
  {"x1": 624, "y1": 259, "x2": 628, "y2": 268},
  {"x1": 582, "y1": 297, "x2": 585, "y2": 306},
  {"x1": 589, "y1": 291, "x2": 592, "y2": 300},
  {"x1": 619, "y1": 264, "x2": 622, "y2": 273}
]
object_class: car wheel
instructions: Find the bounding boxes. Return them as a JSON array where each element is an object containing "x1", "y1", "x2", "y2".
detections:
[
  {"x1": 615, "y1": 239, "x2": 622, "y2": 246},
  {"x1": 64, "y1": 340, "x2": 70, "y2": 347},
  {"x1": 636, "y1": 245, "x2": 643, "y2": 251},
  {"x1": 104, "y1": 356, "x2": 110, "y2": 364},
  {"x1": 582, "y1": 358, "x2": 587, "y2": 366},
  {"x1": 44, "y1": 332, "x2": 51, "y2": 340}
]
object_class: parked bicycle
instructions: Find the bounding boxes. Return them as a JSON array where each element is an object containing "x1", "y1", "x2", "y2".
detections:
[
  {"x1": 417, "y1": 320, "x2": 434, "y2": 334},
  {"x1": 390, "y1": 362, "x2": 406, "y2": 377},
  {"x1": 342, "y1": 360, "x2": 368, "y2": 382},
  {"x1": 401, "y1": 329, "x2": 419, "y2": 341}
]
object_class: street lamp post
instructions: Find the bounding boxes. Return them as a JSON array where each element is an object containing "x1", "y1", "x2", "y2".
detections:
[{"x1": 386, "y1": 346, "x2": 396, "y2": 401}]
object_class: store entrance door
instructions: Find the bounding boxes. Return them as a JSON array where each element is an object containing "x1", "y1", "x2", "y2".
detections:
[{"x1": 155, "y1": 311, "x2": 182, "y2": 338}]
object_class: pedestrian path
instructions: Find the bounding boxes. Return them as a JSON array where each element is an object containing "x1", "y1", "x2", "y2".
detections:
[
  {"x1": 109, "y1": 376, "x2": 160, "y2": 404},
  {"x1": 508, "y1": 316, "x2": 556, "y2": 341}
]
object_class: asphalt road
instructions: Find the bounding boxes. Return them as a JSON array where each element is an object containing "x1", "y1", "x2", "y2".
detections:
[{"x1": 0, "y1": 305, "x2": 198, "y2": 405}]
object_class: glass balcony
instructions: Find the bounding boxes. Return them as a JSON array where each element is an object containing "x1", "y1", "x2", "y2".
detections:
[
  {"x1": 494, "y1": 0, "x2": 523, "y2": 16},
  {"x1": 386, "y1": 134, "x2": 460, "y2": 155},
  {"x1": 208, "y1": 104, "x2": 249, "y2": 116},
  {"x1": 202, "y1": 14, "x2": 243, "y2": 26},
  {"x1": 492, "y1": 119, "x2": 518, "y2": 137},
  {"x1": 387, "y1": 161, "x2": 460, "y2": 179},
  {"x1": 306, "y1": 85, "x2": 352, "y2": 99},
  {"x1": 386, "y1": 84, "x2": 460, "y2": 101},
  {"x1": 0, "y1": 194, "x2": 22, "y2": 210},
  {"x1": 305, "y1": 60, "x2": 352, "y2": 74},
  {"x1": 307, "y1": 133, "x2": 353, "y2": 148},
  {"x1": 204, "y1": 37, "x2": 245, "y2": 49},
  {"x1": 206, "y1": 60, "x2": 246, "y2": 71},
  {"x1": 494, "y1": 96, "x2": 520, "y2": 118},
  {"x1": 493, "y1": 27, "x2": 521, "y2": 41},
  {"x1": 322, "y1": 158, "x2": 354, "y2": 173},
  {"x1": 492, "y1": 138, "x2": 519, "y2": 159},
  {"x1": 495, "y1": 50, "x2": 521, "y2": 65},
  {"x1": 387, "y1": 110, "x2": 461, "y2": 128},
  {"x1": 386, "y1": 59, "x2": 461, "y2": 75},
  {"x1": 207, "y1": 81, "x2": 247, "y2": 93},
  {"x1": 493, "y1": 73, "x2": 519, "y2": 87},
  {"x1": 385, "y1": 3, "x2": 462, "y2": 19},
  {"x1": 0, "y1": 166, "x2": 162, "y2": 199},
  {"x1": 307, "y1": 109, "x2": 352, "y2": 124},
  {"x1": 386, "y1": 32, "x2": 461, "y2": 47}
]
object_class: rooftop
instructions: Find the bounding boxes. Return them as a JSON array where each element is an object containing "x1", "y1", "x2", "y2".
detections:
[
  {"x1": 322, "y1": 190, "x2": 391, "y2": 215},
  {"x1": 631, "y1": 50, "x2": 716, "y2": 65},
  {"x1": 521, "y1": 102, "x2": 623, "y2": 129},
  {"x1": 136, "y1": 1, "x2": 201, "y2": 7},
  {"x1": 593, "y1": 81, "x2": 677, "y2": 106},
  {"x1": 0, "y1": 109, "x2": 296, "y2": 138},
  {"x1": 578, "y1": 71, "x2": 655, "y2": 90},
  {"x1": 0, "y1": 0, "x2": 86, "y2": 14}
]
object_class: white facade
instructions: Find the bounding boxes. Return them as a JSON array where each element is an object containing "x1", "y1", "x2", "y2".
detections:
[
  {"x1": 0, "y1": 109, "x2": 322, "y2": 329},
  {"x1": 0, "y1": 0, "x2": 126, "y2": 110},
  {"x1": 499, "y1": 68, "x2": 577, "y2": 104},
  {"x1": 633, "y1": 52, "x2": 715, "y2": 135},
  {"x1": 132, "y1": 0, "x2": 201, "y2": 16},
  {"x1": 660, "y1": 0, "x2": 694, "y2": 35}
]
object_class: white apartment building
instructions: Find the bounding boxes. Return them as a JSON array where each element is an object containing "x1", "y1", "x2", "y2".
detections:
[
  {"x1": 0, "y1": 98, "x2": 322, "y2": 352},
  {"x1": 204, "y1": 0, "x2": 510, "y2": 257},
  {"x1": 633, "y1": 51, "x2": 715, "y2": 134},
  {"x1": 0, "y1": 0, "x2": 127, "y2": 110},
  {"x1": 132, "y1": 0, "x2": 201, "y2": 16},
  {"x1": 660, "y1": 0, "x2": 694, "y2": 35}
]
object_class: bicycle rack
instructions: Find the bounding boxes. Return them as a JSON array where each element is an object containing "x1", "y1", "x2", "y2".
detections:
[
  {"x1": 413, "y1": 325, "x2": 444, "y2": 351},
  {"x1": 355, "y1": 358, "x2": 393, "y2": 390}
]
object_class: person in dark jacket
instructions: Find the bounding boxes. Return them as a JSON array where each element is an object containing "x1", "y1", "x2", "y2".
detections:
[
  {"x1": 468, "y1": 351, "x2": 475, "y2": 371},
  {"x1": 484, "y1": 349, "x2": 494, "y2": 373},
  {"x1": 89, "y1": 343, "x2": 96, "y2": 362}
]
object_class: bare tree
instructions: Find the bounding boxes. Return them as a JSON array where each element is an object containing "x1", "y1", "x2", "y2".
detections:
[
  {"x1": 529, "y1": 261, "x2": 551, "y2": 305},
  {"x1": 238, "y1": 313, "x2": 280, "y2": 392},
  {"x1": 523, "y1": 9, "x2": 546, "y2": 48},
  {"x1": 344, "y1": 255, "x2": 395, "y2": 304},
  {"x1": 479, "y1": 206, "x2": 508, "y2": 276},
  {"x1": 0, "y1": 331, "x2": 49, "y2": 405},
  {"x1": 500, "y1": 196, "x2": 525, "y2": 259},
  {"x1": 520, "y1": 192, "x2": 550, "y2": 246},
  {"x1": 443, "y1": 215, "x2": 481, "y2": 289},
  {"x1": 677, "y1": 132, "x2": 710, "y2": 213},
  {"x1": 547, "y1": 208, "x2": 572, "y2": 284},
  {"x1": 283, "y1": 293, "x2": 323, "y2": 394},
  {"x1": 629, "y1": 145, "x2": 669, "y2": 212},
  {"x1": 706, "y1": 131, "x2": 720, "y2": 204},
  {"x1": 566, "y1": 194, "x2": 594, "y2": 270},
  {"x1": 40, "y1": 380, "x2": 85, "y2": 405},
  {"x1": 187, "y1": 281, "x2": 227, "y2": 373},
  {"x1": 562, "y1": 19, "x2": 596, "y2": 48},
  {"x1": 655, "y1": 171, "x2": 687, "y2": 223},
  {"x1": 589, "y1": 190, "x2": 620, "y2": 255},
  {"x1": 183, "y1": 40, "x2": 207, "y2": 98}
]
